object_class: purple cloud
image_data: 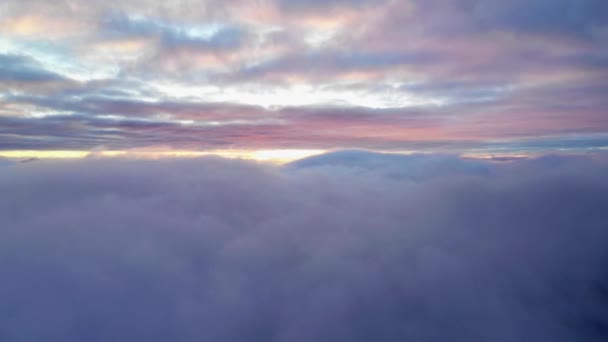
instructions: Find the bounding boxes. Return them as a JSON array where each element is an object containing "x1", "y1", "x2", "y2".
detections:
[{"x1": 1, "y1": 152, "x2": 608, "y2": 340}]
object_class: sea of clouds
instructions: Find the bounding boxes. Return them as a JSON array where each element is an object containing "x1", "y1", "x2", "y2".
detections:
[{"x1": 1, "y1": 151, "x2": 608, "y2": 341}]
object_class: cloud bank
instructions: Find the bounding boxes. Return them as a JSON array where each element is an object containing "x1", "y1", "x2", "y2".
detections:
[
  {"x1": 1, "y1": 152, "x2": 608, "y2": 341},
  {"x1": 1, "y1": 0, "x2": 607, "y2": 153}
]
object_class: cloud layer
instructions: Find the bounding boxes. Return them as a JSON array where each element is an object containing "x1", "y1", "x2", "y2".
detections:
[
  {"x1": 2, "y1": 152, "x2": 608, "y2": 341},
  {"x1": 1, "y1": 0, "x2": 607, "y2": 153}
]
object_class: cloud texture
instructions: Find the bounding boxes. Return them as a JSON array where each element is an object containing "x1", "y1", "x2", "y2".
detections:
[
  {"x1": 1, "y1": 0, "x2": 607, "y2": 153},
  {"x1": 1, "y1": 152, "x2": 608, "y2": 341}
]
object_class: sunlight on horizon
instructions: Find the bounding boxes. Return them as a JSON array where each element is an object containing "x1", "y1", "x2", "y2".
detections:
[{"x1": 0, "y1": 149, "x2": 327, "y2": 164}]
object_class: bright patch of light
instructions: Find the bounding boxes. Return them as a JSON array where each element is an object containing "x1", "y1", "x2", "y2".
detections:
[
  {"x1": 36, "y1": 54, "x2": 119, "y2": 82},
  {"x1": 153, "y1": 81, "x2": 441, "y2": 109},
  {"x1": 0, "y1": 150, "x2": 89, "y2": 159},
  {"x1": 186, "y1": 23, "x2": 225, "y2": 39},
  {"x1": 97, "y1": 114, "x2": 127, "y2": 120},
  {"x1": 194, "y1": 118, "x2": 284, "y2": 127},
  {"x1": 0, "y1": 38, "x2": 119, "y2": 82},
  {"x1": 177, "y1": 119, "x2": 196, "y2": 125},
  {"x1": 304, "y1": 29, "x2": 337, "y2": 48},
  {"x1": 252, "y1": 149, "x2": 325, "y2": 163},
  {"x1": 27, "y1": 110, "x2": 74, "y2": 118},
  {"x1": 0, "y1": 149, "x2": 326, "y2": 164}
]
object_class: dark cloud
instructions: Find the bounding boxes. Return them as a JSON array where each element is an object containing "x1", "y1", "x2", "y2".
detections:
[
  {"x1": 1, "y1": 153, "x2": 608, "y2": 340},
  {"x1": 6, "y1": 92, "x2": 268, "y2": 120},
  {"x1": 469, "y1": 0, "x2": 608, "y2": 39},
  {"x1": 0, "y1": 54, "x2": 67, "y2": 83},
  {"x1": 354, "y1": 0, "x2": 608, "y2": 80},
  {"x1": 407, "y1": 0, "x2": 608, "y2": 40},
  {"x1": 0, "y1": 114, "x2": 184, "y2": 150}
]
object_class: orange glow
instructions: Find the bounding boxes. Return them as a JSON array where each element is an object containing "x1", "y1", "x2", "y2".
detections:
[
  {"x1": 90, "y1": 39, "x2": 150, "y2": 54},
  {"x1": 2, "y1": 15, "x2": 82, "y2": 38}
]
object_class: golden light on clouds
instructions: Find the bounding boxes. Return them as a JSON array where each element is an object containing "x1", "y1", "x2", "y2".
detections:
[{"x1": 0, "y1": 149, "x2": 326, "y2": 164}]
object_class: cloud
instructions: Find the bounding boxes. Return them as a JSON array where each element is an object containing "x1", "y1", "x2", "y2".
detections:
[
  {"x1": 285, "y1": 150, "x2": 491, "y2": 179},
  {"x1": 468, "y1": 0, "x2": 608, "y2": 39},
  {"x1": 232, "y1": 50, "x2": 439, "y2": 82},
  {"x1": 0, "y1": 54, "x2": 67, "y2": 82},
  {"x1": 101, "y1": 12, "x2": 246, "y2": 52},
  {"x1": 277, "y1": 0, "x2": 384, "y2": 13},
  {"x1": 0, "y1": 0, "x2": 607, "y2": 153},
  {"x1": 402, "y1": 0, "x2": 608, "y2": 40},
  {"x1": 3, "y1": 95, "x2": 608, "y2": 152},
  {"x1": 5, "y1": 91, "x2": 271, "y2": 121},
  {"x1": 1, "y1": 152, "x2": 608, "y2": 340}
]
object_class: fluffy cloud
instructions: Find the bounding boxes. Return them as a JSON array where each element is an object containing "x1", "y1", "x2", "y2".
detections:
[{"x1": 1, "y1": 151, "x2": 608, "y2": 341}]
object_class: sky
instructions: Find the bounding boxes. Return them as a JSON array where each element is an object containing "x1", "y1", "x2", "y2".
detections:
[
  {"x1": 1, "y1": 0, "x2": 607, "y2": 160},
  {"x1": 3, "y1": 2, "x2": 608, "y2": 339}
]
